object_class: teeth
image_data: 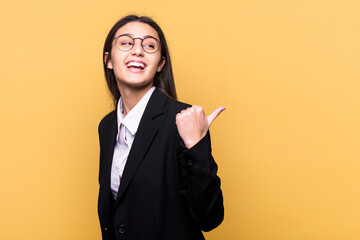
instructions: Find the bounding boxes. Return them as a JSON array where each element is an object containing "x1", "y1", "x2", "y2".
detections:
[{"x1": 127, "y1": 62, "x2": 145, "y2": 68}]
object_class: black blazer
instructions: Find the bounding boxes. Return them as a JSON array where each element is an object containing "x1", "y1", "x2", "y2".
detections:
[{"x1": 98, "y1": 89, "x2": 224, "y2": 240}]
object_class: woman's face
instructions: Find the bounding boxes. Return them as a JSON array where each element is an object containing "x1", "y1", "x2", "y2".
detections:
[{"x1": 105, "y1": 22, "x2": 165, "y2": 92}]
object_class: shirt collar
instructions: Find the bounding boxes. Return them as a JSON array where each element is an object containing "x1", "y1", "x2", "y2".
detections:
[{"x1": 117, "y1": 86, "x2": 155, "y2": 136}]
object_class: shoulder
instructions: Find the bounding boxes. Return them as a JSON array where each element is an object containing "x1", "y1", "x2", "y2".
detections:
[
  {"x1": 149, "y1": 88, "x2": 191, "y2": 117},
  {"x1": 163, "y1": 93, "x2": 191, "y2": 115},
  {"x1": 98, "y1": 109, "x2": 116, "y2": 134}
]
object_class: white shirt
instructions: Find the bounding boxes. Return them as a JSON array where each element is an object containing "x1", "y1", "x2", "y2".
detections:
[{"x1": 110, "y1": 86, "x2": 156, "y2": 198}]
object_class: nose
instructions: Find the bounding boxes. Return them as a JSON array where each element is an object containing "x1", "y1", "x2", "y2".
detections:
[{"x1": 130, "y1": 39, "x2": 144, "y2": 56}]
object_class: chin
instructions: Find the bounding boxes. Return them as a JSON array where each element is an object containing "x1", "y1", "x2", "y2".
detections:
[{"x1": 120, "y1": 80, "x2": 154, "y2": 90}]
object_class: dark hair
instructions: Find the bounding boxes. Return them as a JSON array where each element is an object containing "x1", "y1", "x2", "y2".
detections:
[{"x1": 103, "y1": 15, "x2": 177, "y2": 106}]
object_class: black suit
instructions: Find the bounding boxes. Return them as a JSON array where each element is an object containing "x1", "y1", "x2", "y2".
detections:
[{"x1": 98, "y1": 89, "x2": 224, "y2": 240}]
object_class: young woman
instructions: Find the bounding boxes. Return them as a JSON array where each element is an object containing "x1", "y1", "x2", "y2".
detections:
[{"x1": 98, "y1": 15, "x2": 224, "y2": 240}]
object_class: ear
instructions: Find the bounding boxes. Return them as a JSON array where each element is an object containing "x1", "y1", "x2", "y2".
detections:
[
  {"x1": 104, "y1": 52, "x2": 113, "y2": 69},
  {"x1": 156, "y1": 56, "x2": 166, "y2": 72}
]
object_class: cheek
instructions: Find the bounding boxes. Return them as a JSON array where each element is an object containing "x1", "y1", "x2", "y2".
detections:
[
  {"x1": 149, "y1": 55, "x2": 162, "y2": 69},
  {"x1": 111, "y1": 51, "x2": 127, "y2": 67}
]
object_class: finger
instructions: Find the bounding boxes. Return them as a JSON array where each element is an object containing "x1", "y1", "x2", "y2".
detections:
[
  {"x1": 207, "y1": 107, "x2": 226, "y2": 126},
  {"x1": 192, "y1": 105, "x2": 203, "y2": 114}
]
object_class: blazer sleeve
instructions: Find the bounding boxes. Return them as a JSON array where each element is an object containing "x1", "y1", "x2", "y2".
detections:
[{"x1": 178, "y1": 131, "x2": 224, "y2": 232}]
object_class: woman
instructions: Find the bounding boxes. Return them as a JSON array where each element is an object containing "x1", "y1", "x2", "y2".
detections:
[{"x1": 98, "y1": 15, "x2": 224, "y2": 240}]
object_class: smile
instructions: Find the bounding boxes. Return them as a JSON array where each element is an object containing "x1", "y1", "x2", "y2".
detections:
[{"x1": 126, "y1": 61, "x2": 146, "y2": 70}]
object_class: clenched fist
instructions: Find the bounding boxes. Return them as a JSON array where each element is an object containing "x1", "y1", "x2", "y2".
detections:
[{"x1": 175, "y1": 105, "x2": 225, "y2": 148}]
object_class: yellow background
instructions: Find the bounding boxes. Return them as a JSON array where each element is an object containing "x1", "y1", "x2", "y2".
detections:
[{"x1": 1, "y1": 0, "x2": 359, "y2": 239}]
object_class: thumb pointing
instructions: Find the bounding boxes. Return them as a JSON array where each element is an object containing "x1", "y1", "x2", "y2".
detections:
[{"x1": 207, "y1": 107, "x2": 226, "y2": 126}]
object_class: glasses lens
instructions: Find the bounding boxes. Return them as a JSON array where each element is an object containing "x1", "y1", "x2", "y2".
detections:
[
  {"x1": 142, "y1": 37, "x2": 159, "y2": 53},
  {"x1": 116, "y1": 36, "x2": 134, "y2": 51}
]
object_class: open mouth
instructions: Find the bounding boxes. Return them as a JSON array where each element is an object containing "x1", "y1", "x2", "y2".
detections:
[{"x1": 126, "y1": 61, "x2": 146, "y2": 70}]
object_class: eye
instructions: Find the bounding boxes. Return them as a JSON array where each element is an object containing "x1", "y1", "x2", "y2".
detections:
[
  {"x1": 142, "y1": 38, "x2": 158, "y2": 51},
  {"x1": 144, "y1": 43, "x2": 155, "y2": 49},
  {"x1": 120, "y1": 41, "x2": 133, "y2": 46},
  {"x1": 116, "y1": 35, "x2": 134, "y2": 49},
  {"x1": 119, "y1": 38, "x2": 133, "y2": 46}
]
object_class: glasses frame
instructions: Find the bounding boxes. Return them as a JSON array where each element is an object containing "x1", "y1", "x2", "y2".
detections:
[{"x1": 114, "y1": 34, "x2": 160, "y2": 54}]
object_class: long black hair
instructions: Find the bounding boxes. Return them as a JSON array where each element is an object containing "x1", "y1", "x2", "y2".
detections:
[{"x1": 103, "y1": 15, "x2": 177, "y2": 107}]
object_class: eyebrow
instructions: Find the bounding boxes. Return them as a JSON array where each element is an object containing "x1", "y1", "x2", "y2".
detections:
[{"x1": 119, "y1": 33, "x2": 157, "y2": 39}]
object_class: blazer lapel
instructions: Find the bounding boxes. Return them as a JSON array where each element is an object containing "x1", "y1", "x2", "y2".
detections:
[
  {"x1": 102, "y1": 110, "x2": 118, "y2": 190},
  {"x1": 115, "y1": 89, "x2": 168, "y2": 203}
]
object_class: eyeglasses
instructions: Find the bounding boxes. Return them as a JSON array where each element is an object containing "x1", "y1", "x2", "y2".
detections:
[{"x1": 114, "y1": 34, "x2": 160, "y2": 54}]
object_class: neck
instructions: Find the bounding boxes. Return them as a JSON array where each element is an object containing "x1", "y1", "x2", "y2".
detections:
[{"x1": 119, "y1": 85, "x2": 153, "y2": 117}]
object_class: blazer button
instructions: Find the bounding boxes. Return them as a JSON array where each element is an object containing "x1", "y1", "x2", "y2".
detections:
[
  {"x1": 118, "y1": 224, "x2": 126, "y2": 234},
  {"x1": 187, "y1": 160, "x2": 193, "y2": 166}
]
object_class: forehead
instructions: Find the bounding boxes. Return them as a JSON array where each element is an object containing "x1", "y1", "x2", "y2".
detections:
[{"x1": 115, "y1": 22, "x2": 159, "y2": 39}]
